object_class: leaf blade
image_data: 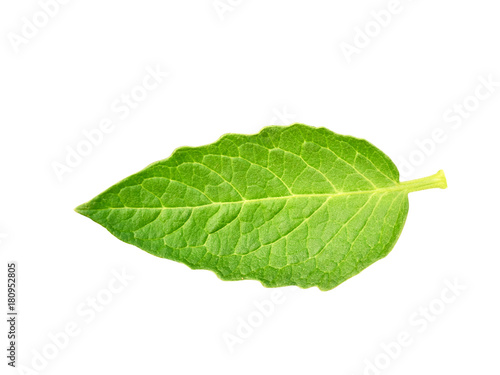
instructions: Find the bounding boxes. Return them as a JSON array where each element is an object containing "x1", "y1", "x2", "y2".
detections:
[{"x1": 76, "y1": 124, "x2": 445, "y2": 290}]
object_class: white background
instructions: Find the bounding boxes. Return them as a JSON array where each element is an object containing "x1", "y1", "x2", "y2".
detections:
[{"x1": 1, "y1": 1, "x2": 499, "y2": 374}]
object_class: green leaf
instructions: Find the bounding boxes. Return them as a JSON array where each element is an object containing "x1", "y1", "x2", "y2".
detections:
[{"x1": 76, "y1": 124, "x2": 447, "y2": 291}]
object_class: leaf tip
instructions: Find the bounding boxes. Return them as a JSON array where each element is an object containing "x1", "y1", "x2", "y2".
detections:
[{"x1": 74, "y1": 203, "x2": 88, "y2": 216}]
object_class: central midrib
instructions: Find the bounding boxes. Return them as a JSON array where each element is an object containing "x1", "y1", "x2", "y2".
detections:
[{"x1": 85, "y1": 182, "x2": 412, "y2": 211}]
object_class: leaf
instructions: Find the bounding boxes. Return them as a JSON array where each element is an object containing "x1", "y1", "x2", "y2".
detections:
[{"x1": 76, "y1": 124, "x2": 447, "y2": 291}]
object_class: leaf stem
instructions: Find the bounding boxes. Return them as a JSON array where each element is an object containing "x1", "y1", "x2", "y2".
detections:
[{"x1": 401, "y1": 170, "x2": 447, "y2": 193}]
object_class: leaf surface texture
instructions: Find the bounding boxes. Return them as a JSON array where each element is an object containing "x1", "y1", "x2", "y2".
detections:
[{"x1": 76, "y1": 124, "x2": 446, "y2": 290}]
